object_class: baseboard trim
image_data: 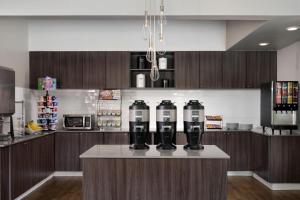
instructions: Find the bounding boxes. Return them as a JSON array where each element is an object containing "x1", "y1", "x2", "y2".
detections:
[
  {"x1": 227, "y1": 171, "x2": 253, "y2": 176},
  {"x1": 53, "y1": 171, "x2": 83, "y2": 177},
  {"x1": 15, "y1": 173, "x2": 54, "y2": 200},
  {"x1": 253, "y1": 173, "x2": 300, "y2": 190}
]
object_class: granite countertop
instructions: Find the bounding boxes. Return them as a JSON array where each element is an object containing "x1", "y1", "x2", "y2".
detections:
[
  {"x1": 0, "y1": 131, "x2": 55, "y2": 148},
  {"x1": 79, "y1": 145, "x2": 230, "y2": 159}
]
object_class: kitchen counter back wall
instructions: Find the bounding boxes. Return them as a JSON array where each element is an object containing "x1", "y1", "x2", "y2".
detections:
[{"x1": 29, "y1": 89, "x2": 260, "y2": 130}]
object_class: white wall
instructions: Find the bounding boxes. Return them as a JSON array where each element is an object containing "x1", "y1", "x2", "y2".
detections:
[
  {"x1": 0, "y1": 0, "x2": 299, "y2": 16},
  {"x1": 0, "y1": 18, "x2": 29, "y2": 88},
  {"x1": 277, "y1": 41, "x2": 300, "y2": 81},
  {"x1": 28, "y1": 19, "x2": 226, "y2": 51}
]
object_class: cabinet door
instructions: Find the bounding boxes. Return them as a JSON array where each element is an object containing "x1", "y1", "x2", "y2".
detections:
[
  {"x1": 175, "y1": 132, "x2": 187, "y2": 145},
  {"x1": 105, "y1": 52, "x2": 130, "y2": 89},
  {"x1": 11, "y1": 141, "x2": 34, "y2": 199},
  {"x1": 82, "y1": 52, "x2": 106, "y2": 89},
  {"x1": 226, "y1": 132, "x2": 251, "y2": 171},
  {"x1": 29, "y1": 52, "x2": 61, "y2": 89},
  {"x1": 60, "y1": 52, "x2": 83, "y2": 89},
  {"x1": 202, "y1": 132, "x2": 227, "y2": 152},
  {"x1": 103, "y1": 132, "x2": 129, "y2": 144},
  {"x1": 55, "y1": 132, "x2": 80, "y2": 171},
  {"x1": 175, "y1": 52, "x2": 200, "y2": 89},
  {"x1": 199, "y1": 52, "x2": 223, "y2": 88},
  {"x1": 0, "y1": 147, "x2": 10, "y2": 200},
  {"x1": 246, "y1": 51, "x2": 277, "y2": 88},
  {"x1": 222, "y1": 51, "x2": 246, "y2": 88}
]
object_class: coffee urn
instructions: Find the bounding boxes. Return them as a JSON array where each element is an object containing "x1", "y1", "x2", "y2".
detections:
[
  {"x1": 183, "y1": 100, "x2": 205, "y2": 150},
  {"x1": 156, "y1": 100, "x2": 177, "y2": 150},
  {"x1": 129, "y1": 100, "x2": 150, "y2": 150}
]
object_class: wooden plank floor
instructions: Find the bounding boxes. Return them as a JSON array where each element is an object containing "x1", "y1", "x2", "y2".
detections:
[{"x1": 24, "y1": 176, "x2": 300, "y2": 200}]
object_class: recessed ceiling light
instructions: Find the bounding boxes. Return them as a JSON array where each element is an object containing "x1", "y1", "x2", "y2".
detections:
[
  {"x1": 259, "y1": 42, "x2": 270, "y2": 46},
  {"x1": 286, "y1": 26, "x2": 300, "y2": 31}
]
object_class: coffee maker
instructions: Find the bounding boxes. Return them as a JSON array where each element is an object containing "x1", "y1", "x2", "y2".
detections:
[
  {"x1": 156, "y1": 100, "x2": 177, "y2": 150},
  {"x1": 183, "y1": 100, "x2": 205, "y2": 150},
  {"x1": 129, "y1": 100, "x2": 150, "y2": 150}
]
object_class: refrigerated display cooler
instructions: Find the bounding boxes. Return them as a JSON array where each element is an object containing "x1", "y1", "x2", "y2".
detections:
[{"x1": 261, "y1": 81, "x2": 299, "y2": 134}]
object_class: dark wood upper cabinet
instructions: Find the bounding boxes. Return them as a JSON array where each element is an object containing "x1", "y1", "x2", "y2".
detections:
[
  {"x1": 199, "y1": 52, "x2": 223, "y2": 88},
  {"x1": 222, "y1": 51, "x2": 247, "y2": 88},
  {"x1": 175, "y1": 51, "x2": 200, "y2": 89},
  {"x1": 60, "y1": 52, "x2": 83, "y2": 89},
  {"x1": 29, "y1": 52, "x2": 61, "y2": 89},
  {"x1": 105, "y1": 52, "x2": 130, "y2": 89},
  {"x1": 82, "y1": 52, "x2": 106, "y2": 89},
  {"x1": 246, "y1": 51, "x2": 277, "y2": 88}
]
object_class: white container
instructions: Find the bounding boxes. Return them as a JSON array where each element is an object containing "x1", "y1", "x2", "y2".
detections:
[
  {"x1": 136, "y1": 74, "x2": 146, "y2": 88},
  {"x1": 159, "y1": 57, "x2": 167, "y2": 69}
]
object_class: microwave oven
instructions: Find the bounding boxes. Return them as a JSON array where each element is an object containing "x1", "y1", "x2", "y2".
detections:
[{"x1": 63, "y1": 114, "x2": 95, "y2": 130}]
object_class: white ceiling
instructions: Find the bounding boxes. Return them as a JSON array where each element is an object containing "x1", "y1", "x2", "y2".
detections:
[{"x1": 228, "y1": 16, "x2": 300, "y2": 50}]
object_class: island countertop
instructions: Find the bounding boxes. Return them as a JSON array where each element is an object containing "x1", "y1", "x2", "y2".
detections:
[{"x1": 79, "y1": 145, "x2": 230, "y2": 159}]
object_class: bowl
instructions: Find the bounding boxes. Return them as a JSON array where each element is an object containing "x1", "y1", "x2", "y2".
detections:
[
  {"x1": 226, "y1": 123, "x2": 239, "y2": 130},
  {"x1": 239, "y1": 124, "x2": 253, "y2": 131}
]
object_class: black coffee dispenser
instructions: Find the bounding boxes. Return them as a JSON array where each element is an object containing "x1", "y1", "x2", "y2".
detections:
[
  {"x1": 129, "y1": 100, "x2": 150, "y2": 150},
  {"x1": 156, "y1": 100, "x2": 177, "y2": 150},
  {"x1": 183, "y1": 100, "x2": 205, "y2": 150}
]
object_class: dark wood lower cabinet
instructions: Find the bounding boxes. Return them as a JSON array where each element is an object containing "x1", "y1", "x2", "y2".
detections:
[
  {"x1": 202, "y1": 132, "x2": 251, "y2": 171},
  {"x1": 11, "y1": 134, "x2": 54, "y2": 199},
  {"x1": 0, "y1": 147, "x2": 10, "y2": 200},
  {"x1": 55, "y1": 132, "x2": 80, "y2": 171},
  {"x1": 79, "y1": 132, "x2": 104, "y2": 169},
  {"x1": 103, "y1": 132, "x2": 130, "y2": 144}
]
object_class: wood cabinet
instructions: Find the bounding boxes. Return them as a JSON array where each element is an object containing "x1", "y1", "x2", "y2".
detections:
[
  {"x1": 29, "y1": 52, "x2": 61, "y2": 89},
  {"x1": 105, "y1": 52, "x2": 130, "y2": 89},
  {"x1": 175, "y1": 52, "x2": 200, "y2": 89},
  {"x1": 82, "y1": 52, "x2": 106, "y2": 89},
  {"x1": 60, "y1": 52, "x2": 83, "y2": 89},
  {"x1": 175, "y1": 132, "x2": 187, "y2": 145},
  {"x1": 55, "y1": 132, "x2": 80, "y2": 171},
  {"x1": 103, "y1": 132, "x2": 129, "y2": 144},
  {"x1": 0, "y1": 147, "x2": 10, "y2": 200},
  {"x1": 79, "y1": 132, "x2": 104, "y2": 169},
  {"x1": 202, "y1": 132, "x2": 251, "y2": 171},
  {"x1": 222, "y1": 51, "x2": 247, "y2": 88},
  {"x1": 246, "y1": 51, "x2": 277, "y2": 88},
  {"x1": 251, "y1": 133, "x2": 268, "y2": 179},
  {"x1": 11, "y1": 134, "x2": 54, "y2": 199},
  {"x1": 226, "y1": 132, "x2": 251, "y2": 171},
  {"x1": 202, "y1": 132, "x2": 227, "y2": 152},
  {"x1": 199, "y1": 52, "x2": 223, "y2": 88}
]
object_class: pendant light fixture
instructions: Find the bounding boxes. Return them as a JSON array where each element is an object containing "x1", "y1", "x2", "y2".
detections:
[{"x1": 143, "y1": 0, "x2": 167, "y2": 82}]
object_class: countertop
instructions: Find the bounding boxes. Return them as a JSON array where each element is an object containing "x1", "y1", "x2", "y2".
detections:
[
  {"x1": 79, "y1": 145, "x2": 230, "y2": 159},
  {"x1": 0, "y1": 131, "x2": 55, "y2": 148}
]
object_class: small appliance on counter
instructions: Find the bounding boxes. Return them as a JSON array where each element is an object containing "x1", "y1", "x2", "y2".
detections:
[
  {"x1": 129, "y1": 100, "x2": 150, "y2": 150},
  {"x1": 97, "y1": 90, "x2": 122, "y2": 130},
  {"x1": 63, "y1": 114, "x2": 95, "y2": 130},
  {"x1": 156, "y1": 100, "x2": 177, "y2": 150},
  {"x1": 261, "y1": 81, "x2": 299, "y2": 134},
  {"x1": 183, "y1": 100, "x2": 205, "y2": 150}
]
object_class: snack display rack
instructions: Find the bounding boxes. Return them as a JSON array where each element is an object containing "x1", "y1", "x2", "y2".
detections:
[
  {"x1": 36, "y1": 77, "x2": 58, "y2": 131},
  {"x1": 205, "y1": 115, "x2": 223, "y2": 129},
  {"x1": 97, "y1": 90, "x2": 122, "y2": 130}
]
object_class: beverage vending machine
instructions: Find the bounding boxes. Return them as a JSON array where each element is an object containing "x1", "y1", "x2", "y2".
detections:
[{"x1": 261, "y1": 81, "x2": 299, "y2": 134}]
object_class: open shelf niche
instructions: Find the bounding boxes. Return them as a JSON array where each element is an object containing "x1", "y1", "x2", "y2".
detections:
[{"x1": 130, "y1": 52, "x2": 175, "y2": 88}]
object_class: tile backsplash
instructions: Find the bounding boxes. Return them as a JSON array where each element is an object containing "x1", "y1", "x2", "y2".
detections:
[{"x1": 28, "y1": 89, "x2": 260, "y2": 131}]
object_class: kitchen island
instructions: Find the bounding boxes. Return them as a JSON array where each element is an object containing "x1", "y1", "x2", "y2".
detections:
[{"x1": 80, "y1": 145, "x2": 229, "y2": 200}]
